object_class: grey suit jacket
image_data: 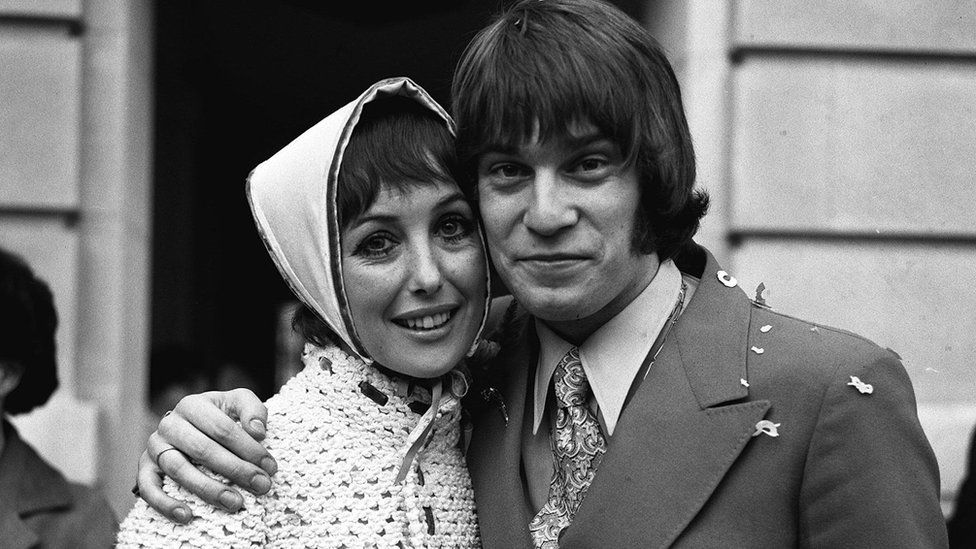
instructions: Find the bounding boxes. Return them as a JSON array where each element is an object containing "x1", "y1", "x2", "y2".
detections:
[{"x1": 465, "y1": 244, "x2": 947, "y2": 548}]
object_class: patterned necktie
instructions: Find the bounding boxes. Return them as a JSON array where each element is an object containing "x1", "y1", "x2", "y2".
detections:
[{"x1": 529, "y1": 346, "x2": 608, "y2": 548}]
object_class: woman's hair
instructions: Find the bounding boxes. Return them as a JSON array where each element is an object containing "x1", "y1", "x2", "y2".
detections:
[
  {"x1": 336, "y1": 94, "x2": 461, "y2": 228},
  {"x1": 293, "y1": 94, "x2": 461, "y2": 346},
  {"x1": 451, "y1": 0, "x2": 708, "y2": 259},
  {"x1": 0, "y1": 247, "x2": 59, "y2": 415}
]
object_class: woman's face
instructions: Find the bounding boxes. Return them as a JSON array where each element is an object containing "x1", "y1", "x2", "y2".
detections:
[{"x1": 341, "y1": 180, "x2": 487, "y2": 378}]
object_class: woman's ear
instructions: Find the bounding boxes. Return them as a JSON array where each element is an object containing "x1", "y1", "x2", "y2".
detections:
[{"x1": 0, "y1": 362, "x2": 23, "y2": 400}]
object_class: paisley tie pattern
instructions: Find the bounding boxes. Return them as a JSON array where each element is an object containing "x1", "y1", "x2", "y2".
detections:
[{"x1": 529, "y1": 346, "x2": 607, "y2": 548}]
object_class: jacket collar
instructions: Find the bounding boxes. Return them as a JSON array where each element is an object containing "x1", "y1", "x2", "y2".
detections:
[
  {"x1": 0, "y1": 420, "x2": 75, "y2": 548},
  {"x1": 672, "y1": 244, "x2": 752, "y2": 408}
]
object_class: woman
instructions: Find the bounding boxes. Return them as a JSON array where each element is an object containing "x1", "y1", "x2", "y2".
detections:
[{"x1": 117, "y1": 77, "x2": 491, "y2": 547}]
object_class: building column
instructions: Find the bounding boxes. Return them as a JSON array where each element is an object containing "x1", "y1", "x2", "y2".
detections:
[{"x1": 76, "y1": 0, "x2": 154, "y2": 517}]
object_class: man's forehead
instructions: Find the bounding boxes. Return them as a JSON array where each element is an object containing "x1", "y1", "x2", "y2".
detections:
[{"x1": 484, "y1": 117, "x2": 610, "y2": 153}]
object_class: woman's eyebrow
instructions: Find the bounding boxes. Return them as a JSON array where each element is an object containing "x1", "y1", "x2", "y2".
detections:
[
  {"x1": 435, "y1": 192, "x2": 468, "y2": 208},
  {"x1": 348, "y1": 212, "x2": 395, "y2": 227},
  {"x1": 348, "y1": 191, "x2": 470, "y2": 227}
]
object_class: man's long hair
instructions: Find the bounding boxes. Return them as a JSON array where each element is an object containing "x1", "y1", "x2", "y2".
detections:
[{"x1": 452, "y1": 0, "x2": 708, "y2": 259}]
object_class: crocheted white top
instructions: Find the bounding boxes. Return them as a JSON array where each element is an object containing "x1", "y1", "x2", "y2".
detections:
[{"x1": 117, "y1": 343, "x2": 481, "y2": 548}]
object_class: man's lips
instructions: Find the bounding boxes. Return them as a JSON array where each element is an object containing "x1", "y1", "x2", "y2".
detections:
[
  {"x1": 518, "y1": 253, "x2": 592, "y2": 262},
  {"x1": 515, "y1": 254, "x2": 593, "y2": 279}
]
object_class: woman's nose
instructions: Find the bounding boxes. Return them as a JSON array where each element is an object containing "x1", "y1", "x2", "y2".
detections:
[{"x1": 407, "y1": 243, "x2": 445, "y2": 295}]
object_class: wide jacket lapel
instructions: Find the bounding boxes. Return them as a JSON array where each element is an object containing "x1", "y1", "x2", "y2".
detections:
[
  {"x1": 467, "y1": 311, "x2": 536, "y2": 548},
  {"x1": 562, "y1": 248, "x2": 771, "y2": 548}
]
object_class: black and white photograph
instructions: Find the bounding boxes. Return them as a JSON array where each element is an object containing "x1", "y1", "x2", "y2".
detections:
[{"x1": 0, "y1": 1, "x2": 971, "y2": 547}]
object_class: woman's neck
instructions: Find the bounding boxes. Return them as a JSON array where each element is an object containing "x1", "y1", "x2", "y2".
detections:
[{"x1": 371, "y1": 362, "x2": 441, "y2": 390}]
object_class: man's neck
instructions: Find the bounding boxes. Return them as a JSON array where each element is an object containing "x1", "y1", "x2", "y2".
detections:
[{"x1": 542, "y1": 255, "x2": 660, "y2": 345}]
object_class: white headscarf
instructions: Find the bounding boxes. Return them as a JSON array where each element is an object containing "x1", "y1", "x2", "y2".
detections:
[{"x1": 246, "y1": 77, "x2": 490, "y2": 366}]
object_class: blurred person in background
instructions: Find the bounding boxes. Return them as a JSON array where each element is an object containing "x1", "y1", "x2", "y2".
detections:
[
  {"x1": 948, "y1": 426, "x2": 976, "y2": 547},
  {"x1": 0, "y1": 247, "x2": 119, "y2": 548}
]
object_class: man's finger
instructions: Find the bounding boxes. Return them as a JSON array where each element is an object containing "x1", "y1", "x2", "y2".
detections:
[
  {"x1": 168, "y1": 392, "x2": 276, "y2": 476},
  {"x1": 153, "y1": 411, "x2": 273, "y2": 497},
  {"x1": 170, "y1": 391, "x2": 273, "y2": 473},
  {"x1": 219, "y1": 388, "x2": 269, "y2": 442},
  {"x1": 135, "y1": 450, "x2": 193, "y2": 524},
  {"x1": 148, "y1": 431, "x2": 248, "y2": 512}
]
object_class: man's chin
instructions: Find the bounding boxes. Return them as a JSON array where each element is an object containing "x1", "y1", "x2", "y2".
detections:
[{"x1": 514, "y1": 293, "x2": 597, "y2": 323}]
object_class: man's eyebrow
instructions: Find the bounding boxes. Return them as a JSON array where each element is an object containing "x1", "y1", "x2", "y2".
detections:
[
  {"x1": 479, "y1": 143, "x2": 520, "y2": 156},
  {"x1": 479, "y1": 133, "x2": 613, "y2": 156},
  {"x1": 561, "y1": 131, "x2": 612, "y2": 149}
]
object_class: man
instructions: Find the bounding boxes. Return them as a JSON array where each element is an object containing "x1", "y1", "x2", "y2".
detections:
[
  {"x1": 137, "y1": 0, "x2": 948, "y2": 546},
  {"x1": 0, "y1": 247, "x2": 119, "y2": 548}
]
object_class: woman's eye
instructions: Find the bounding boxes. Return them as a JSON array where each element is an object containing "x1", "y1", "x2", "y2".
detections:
[
  {"x1": 437, "y1": 215, "x2": 474, "y2": 242},
  {"x1": 354, "y1": 233, "x2": 396, "y2": 258}
]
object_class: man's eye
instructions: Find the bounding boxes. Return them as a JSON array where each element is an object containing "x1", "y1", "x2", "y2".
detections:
[
  {"x1": 577, "y1": 157, "x2": 608, "y2": 172},
  {"x1": 495, "y1": 164, "x2": 524, "y2": 178}
]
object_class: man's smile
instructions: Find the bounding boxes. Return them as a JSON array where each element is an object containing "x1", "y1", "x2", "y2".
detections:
[
  {"x1": 519, "y1": 253, "x2": 592, "y2": 262},
  {"x1": 514, "y1": 254, "x2": 594, "y2": 279}
]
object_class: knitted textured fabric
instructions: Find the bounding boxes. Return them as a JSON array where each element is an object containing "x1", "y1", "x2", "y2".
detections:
[{"x1": 117, "y1": 343, "x2": 481, "y2": 548}]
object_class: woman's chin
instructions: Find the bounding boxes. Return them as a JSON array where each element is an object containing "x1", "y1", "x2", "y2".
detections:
[
  {"x1": 366, "y1": 319, "x2": 480, "y2": 380},
  {"x1": 390, "y1": 356, "x2": 463, "y2": 380}
]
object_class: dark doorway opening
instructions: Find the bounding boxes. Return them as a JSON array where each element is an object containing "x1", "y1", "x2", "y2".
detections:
[{"x1": 149, "y1": 0, "x2": 645, "y2": 407}]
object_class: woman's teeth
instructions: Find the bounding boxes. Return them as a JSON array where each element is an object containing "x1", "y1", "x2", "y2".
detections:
[{"x1": 398, "y1": 311, "x2": 453, "y2": 330}]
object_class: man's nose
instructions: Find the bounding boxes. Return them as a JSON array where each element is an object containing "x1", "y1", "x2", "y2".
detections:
[
  {"x1": 407, "y1": 242, "x2": 445, "y2": 295},
  {"x1": 523, "y1": 172, "x2": 578, "y2": 236}
]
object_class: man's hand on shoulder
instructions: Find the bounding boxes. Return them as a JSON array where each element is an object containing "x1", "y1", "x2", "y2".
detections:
[{"x1": 136, "y1": 388, "x2": 276, "y2": 524}]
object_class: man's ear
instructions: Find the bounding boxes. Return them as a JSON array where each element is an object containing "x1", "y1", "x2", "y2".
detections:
[{"x1": 0, "y1": 362, "x2": 23, "y2": 399}]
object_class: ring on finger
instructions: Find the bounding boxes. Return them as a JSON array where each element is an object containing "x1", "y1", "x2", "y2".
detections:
[{"x1": 154, "y1": 446, "x2": 182, "y2": 468}]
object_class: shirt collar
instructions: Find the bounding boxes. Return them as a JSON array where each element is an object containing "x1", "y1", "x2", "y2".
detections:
[{"x1": 533, "y1": 259, "x2": 684, "y2": 436}]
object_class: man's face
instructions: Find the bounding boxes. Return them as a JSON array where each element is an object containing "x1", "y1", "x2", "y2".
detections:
[{"x1": 476, "y1": 122, "x2": 659, "y2": 340}]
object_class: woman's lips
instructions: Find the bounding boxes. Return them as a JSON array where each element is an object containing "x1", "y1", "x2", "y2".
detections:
[{"x1": 392, "y1": 310, "x2": 455, "y2": 331}]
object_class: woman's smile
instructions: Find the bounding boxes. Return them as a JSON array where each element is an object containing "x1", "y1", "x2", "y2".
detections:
[{"x1": 392, "y1": 307, "x2": 457, "y2": 331}]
